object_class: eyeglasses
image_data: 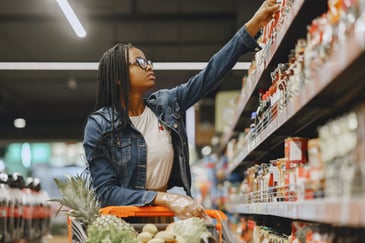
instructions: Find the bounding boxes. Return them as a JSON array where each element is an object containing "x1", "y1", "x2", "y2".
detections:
[{"x1": 129, "y1": 57, "x2": 153, "y2": 70}]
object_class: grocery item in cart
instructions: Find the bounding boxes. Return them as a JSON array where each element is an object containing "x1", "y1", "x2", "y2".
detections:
[
  {"x1": 68, "y1": 206, "x2": 236, "y2": 243},
  {"x1": 53, "y1": 174, "x2": 236, "y2": 242}
]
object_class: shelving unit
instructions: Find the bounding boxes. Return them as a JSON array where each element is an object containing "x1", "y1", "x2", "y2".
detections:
[
  {"x1": 219, "y1": 0, "x2": 328, "y2": 153},
  {"x1": 226, "y1": 27, "x2": 365, "y2": 175},
  {"x1": 226, "y1": 197, "x2": 365, "y2": 227},
  {"x1": 218, "y1": 0, "x2": 365, "y2": 237},
  {"x1": 220, "y1": 0, "x2": 365, "y2": 173}
]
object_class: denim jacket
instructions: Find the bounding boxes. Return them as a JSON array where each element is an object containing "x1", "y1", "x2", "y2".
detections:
[{"x1": 83, "y1": 25, "x2": 261, "y2": 208}]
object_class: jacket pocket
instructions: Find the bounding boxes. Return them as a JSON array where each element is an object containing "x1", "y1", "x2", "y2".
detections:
[{"x1": 112, "y1": 137, "x2": 132, "y2": 165}]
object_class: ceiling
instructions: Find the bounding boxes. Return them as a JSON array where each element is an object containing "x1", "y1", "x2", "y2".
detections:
[{"x1": 0, "y1": 0, "x2": 262, "y2": 145}]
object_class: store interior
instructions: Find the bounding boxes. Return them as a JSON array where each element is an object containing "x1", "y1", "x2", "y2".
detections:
[{"x1": 1, "y1": 0, "x2": 365, "y2": 242}]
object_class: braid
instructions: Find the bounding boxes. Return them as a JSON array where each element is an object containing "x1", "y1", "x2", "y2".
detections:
[
  {"x1": 121, "y1": 44, "x2": 130, "y2": 117},
  {"x1": 95, "y1": 43, "x2": 134, "y2": 129}
]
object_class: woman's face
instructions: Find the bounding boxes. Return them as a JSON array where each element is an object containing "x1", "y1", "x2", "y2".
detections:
[{"x1": 128, "y1": 47, "x2": 156, "y2": 94}]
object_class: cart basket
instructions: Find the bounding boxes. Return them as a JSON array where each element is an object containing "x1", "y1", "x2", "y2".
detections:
[{"x1": 68, "y1": 206, "x2": 236, "y2": 243}]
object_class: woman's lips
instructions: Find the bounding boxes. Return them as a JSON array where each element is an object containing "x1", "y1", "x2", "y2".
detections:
[{"x1": 147, "y1": 72, "x2": 156, "y2": 80}]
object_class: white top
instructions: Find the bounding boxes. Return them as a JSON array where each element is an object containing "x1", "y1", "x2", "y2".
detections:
[{"x1": 130, "y1": 106, "x2": 174, "y2": 190}]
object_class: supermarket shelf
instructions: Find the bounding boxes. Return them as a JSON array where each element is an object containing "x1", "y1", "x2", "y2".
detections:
[
  {"x1": 219, "y1": 0, "x2": 328, "y2": 152},
  {"x1": 226, "y1": 25, "x2": 365, "y2": 175},
  {"x1": 226, "y1": 197, "x2": 365, "y2": 227}
]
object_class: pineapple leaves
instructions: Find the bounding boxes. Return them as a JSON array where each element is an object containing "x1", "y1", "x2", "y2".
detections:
[{"x1": 50, "y1": 173, "x2": 100, "y2": 226}]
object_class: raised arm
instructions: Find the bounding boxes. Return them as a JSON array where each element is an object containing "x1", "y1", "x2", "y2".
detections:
[{"x1": 172, "y1": 0, "x2": 280, "y2": 111}]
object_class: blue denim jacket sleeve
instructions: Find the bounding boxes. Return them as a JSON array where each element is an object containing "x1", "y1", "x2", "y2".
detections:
[
  {"x1": 173, "y1": 25, "x2": 261, "y2": 111},
  {"x1": 83, "y1": 116, "x2": 157, "y2": 207}
]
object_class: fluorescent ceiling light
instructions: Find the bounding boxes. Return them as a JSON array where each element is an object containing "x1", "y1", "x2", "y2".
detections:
[
  {"x1": 56, "y1": 0, "x2": 86, "y2": 38},
  {"x1": 0, "y1": 62, "x2": 250, "y2": 70},
  {"x1": 153, "y1": 62, "x2": 250, "y2": 70},
  {"x1": 0, "y1": 62, "x2": 96, "y2": 70}
]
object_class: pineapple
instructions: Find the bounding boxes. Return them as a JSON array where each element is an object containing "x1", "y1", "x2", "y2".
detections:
[
  {"x1": 86, "y1": 214, "x2": 138, "y2": 243},
  {"x1": 51, "y1": 174, "x2": 139, "y2": 242},
  {"x1": 51, "y1": 174, "x2": 100, "y2": 226}
]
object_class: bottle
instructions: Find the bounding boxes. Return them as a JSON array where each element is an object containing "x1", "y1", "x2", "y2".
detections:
[
  {"x1": 261, "y1": 165, "x2": 270, "y2": 202},
  {"x1": 264, "y1": 164, "x2": 272, "y2": 202},
  {"x1": 249, "y1": 112, "x2": 257, "y2": 141},
  {"x1": 35, "y1": 178, "x2": 50, "y2": 239},
  {"x1": 0, "y1": 173, "x2": 9, "y2": 243},
  {"x1": 256, "y1": 89, "x2": 265, "y2": 130},
  {"x1": 256, "y1": 166, "x2": 263, "y2": 202},
  {"x1": 262, "y1": 91, "x2": 271, "y2": 127},
  {"x1": 22, "y1": 177, "x2": 34, "y2": 241},
  {"x1": 270, "y1": 68, "x2": 280, "y2": 119},
  {"x1": 278, "y1": 63, "x2": 289, "y2": 111},
  {"x1": 8, "y1": 173, "x2": 25, "y2": 242}
]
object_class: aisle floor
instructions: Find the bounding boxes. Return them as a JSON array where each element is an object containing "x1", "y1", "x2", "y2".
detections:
[{"x1": 45, "y1": 235, "x2": 68, "y2": 243}]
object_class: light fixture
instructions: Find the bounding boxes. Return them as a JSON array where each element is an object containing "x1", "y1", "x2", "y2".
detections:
[
  {"x1": 14, "y1": 118, "x2": 26, "y2": 128},
  {"x1": 0, "y1": 62, "x2": 250, "y2": 70},
  {"x1": 0, "y1": 62, "x2": 96, "y2": 70},
  {"x1": 152, "y1": 62, "x2": 251, "y2": 70},
  {"x1": 21, "y1": 143, "x2": 32, "y2": 168},
  {"x1": 56, "y1": 0, "x2": 86, "y2": 38},
  {"x1": 67, "y1": 78, "x2": 78, "y2": 90}
]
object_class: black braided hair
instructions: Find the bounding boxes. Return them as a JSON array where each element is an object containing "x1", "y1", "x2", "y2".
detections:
[{"x1": 95, "y1": 43, "x2": 134, "y2": 128}]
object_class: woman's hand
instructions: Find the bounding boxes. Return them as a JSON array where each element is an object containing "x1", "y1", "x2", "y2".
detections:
[
  {"x1": 245, "y1": 0, "x2": 280, "y2": 38},
  {"x1": 154, "y1": 192, "x2": 210, "y2": 221}
]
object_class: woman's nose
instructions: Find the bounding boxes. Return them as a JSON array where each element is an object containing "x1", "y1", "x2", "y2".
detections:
[{"x1": 146, "y1": 62, "x2": 153, "y2": 70}]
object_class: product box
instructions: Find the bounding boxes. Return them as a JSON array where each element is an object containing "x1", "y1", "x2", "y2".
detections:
[{"x1": 284, "y1": 137, "x2": 308, "y2": 164}]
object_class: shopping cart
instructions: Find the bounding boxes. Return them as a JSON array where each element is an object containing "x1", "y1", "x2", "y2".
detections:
[{"x1": 68, "y1": 206, "x2": 236, "y2": 243}]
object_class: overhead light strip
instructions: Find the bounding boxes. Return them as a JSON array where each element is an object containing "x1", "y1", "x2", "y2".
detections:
[
  {"x1": 56, "y1": 0, "x2": 86, "y2": 38},
  {"x1": 153, "y1": 62, "x2": 250, "y2": 70},
  {"x1": 0, "y1": 62, "x2": 97, "y2": 70},
  {"x1": 0, "y1": 62, "x2": 250, "y2": 70}
]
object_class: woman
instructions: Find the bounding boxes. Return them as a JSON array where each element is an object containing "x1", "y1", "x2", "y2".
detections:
[{"x1": 83, "y1": 0, "x2": 279, "y2": 221}]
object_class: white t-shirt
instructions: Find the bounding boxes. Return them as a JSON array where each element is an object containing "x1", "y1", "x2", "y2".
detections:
[{"x1": 130, "y1": 106, "x2": 174, "y2": 190}]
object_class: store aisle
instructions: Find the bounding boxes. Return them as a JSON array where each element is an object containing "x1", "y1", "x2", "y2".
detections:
[{"x1": 44, "y1": 235, "x2": 68, "y2": 243}]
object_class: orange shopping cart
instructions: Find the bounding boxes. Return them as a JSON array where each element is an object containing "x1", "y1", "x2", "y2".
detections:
[{"x1": 68, "y1": 206, "x2": 236, "y2": 243}]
